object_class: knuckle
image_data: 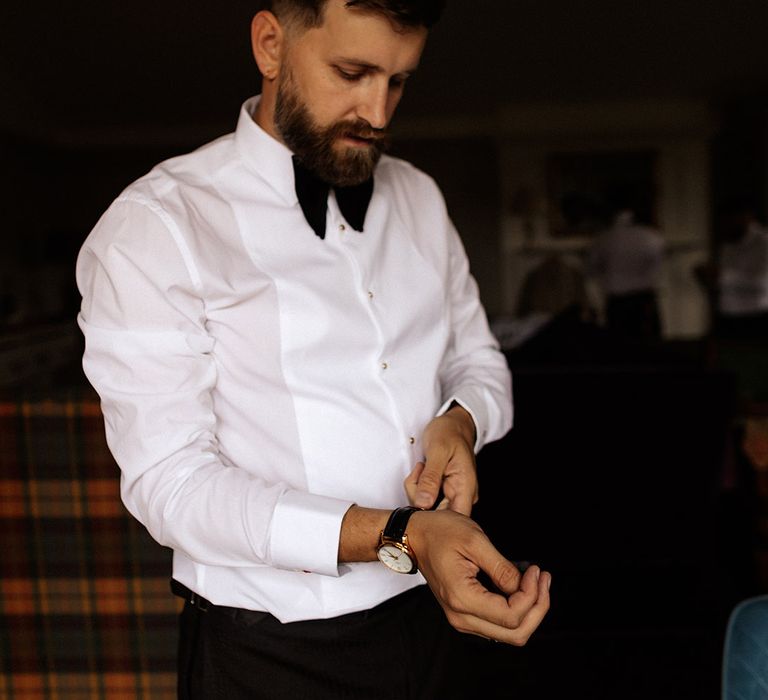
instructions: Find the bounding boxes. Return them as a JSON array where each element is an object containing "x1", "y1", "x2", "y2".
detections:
[
  {"x1": 461, "y1": 530, "x2": 482, "y2": 553},
  {"x1": 508, "y1": 633, "x2": 530, "y2": 648},
  {"x1": 494, "y1": 562, "x2": 520, "y2": 591},
  {"x1": 420, "y1": 469, "x2": 442, "y2": 485},
  {"x1": 443, "y1": 591, "x2": 465, "y2": 613},
  {"x1": 444, "y1": 611, "x2": 470, "y2": 634}
]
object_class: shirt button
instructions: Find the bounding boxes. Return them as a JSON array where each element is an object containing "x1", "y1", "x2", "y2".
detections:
[
  {"x1": 409, "y1": 436, "x2": 416, "y2": 445},
  {"x1": 339, "y1": 224, "x2": 346, "y2": 232},
  {"x1": 381, "y1": 362, "x2": 388, "y2": 370},
  {"x1": 367, "y1": 290, "x2": 374, "y2": 299}
]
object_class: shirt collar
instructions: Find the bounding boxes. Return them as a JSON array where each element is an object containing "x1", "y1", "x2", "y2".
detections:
[{"x1": 234, "y1": 95, "x2": 298, "y2": 206}]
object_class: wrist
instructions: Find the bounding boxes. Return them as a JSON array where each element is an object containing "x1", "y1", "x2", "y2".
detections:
[
  {"x1": 401, "y1": 508, "x2": 430, "y2": 559},
  {"x1": 376, "y1": 506, "x2": 422, "y2": 574},
  {"x1": 338, "y1": 505, "x2": 391, "y2": 563}
]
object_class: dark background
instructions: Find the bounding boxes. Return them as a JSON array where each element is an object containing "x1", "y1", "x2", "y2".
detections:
[
  {"x1": 4, "y1": 1, "x2": 768, "y2": 133},
  {"x1": 2, "y1": 0, "x2": 768, "y2": 292}
]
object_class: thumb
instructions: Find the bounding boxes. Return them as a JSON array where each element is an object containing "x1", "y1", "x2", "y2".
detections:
[
  {"x1": 476, "y1": 549, "x2": 524, "y2": 596},
  {"x1": 411, "y1": 460, "x2": 444, "y2": 510},
  {"x1": 404, "y1": 462, "x2": 426, "y2": 508}
]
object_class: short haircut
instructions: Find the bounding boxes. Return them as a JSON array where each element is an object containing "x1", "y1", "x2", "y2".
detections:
[{"x1": 268, "y1": 0, "x2": 445, "y2": 30}]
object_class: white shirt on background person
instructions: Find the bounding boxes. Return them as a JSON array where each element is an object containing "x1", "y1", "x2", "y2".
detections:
[
  {"x1": 587, "y1": 209, "x2": 665, "y2": 297},
  {"x1": 718, "y1": 220, "x2": 768, "y2": 316}
]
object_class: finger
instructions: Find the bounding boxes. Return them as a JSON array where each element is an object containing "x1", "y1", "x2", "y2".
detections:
[
  {"x1": 499, "y1": 569, "x2": 552, "y2": 645},
  {"x1": 450, "y1": 570, "x2": 552, "y2": 646},
  {"x1": 516, "y1": 561, "x2": 542, "y2": 595},
  {"x1": 412, "y1": 459, "x2": 445, "y2": 510},
  {"x1": 453, "y1": 531, "x2": 524, "y2": 601},
  {"x1": 457, "y1": 562, "x2": 537, "y2": 631},
  {"x1": 444, "y1": 561, "x2": 528, "y2": 631},
  {"x1": 404, "y1": 462, "x2": 426, "y2": 507},
  {"x1": 483, "y1": 554, "x2": 525, "y2": 596},
  {"x1": 435, "y1": 495, "x2": 451, "y2": 510},
  {"x1": 503, "y1": 563, "x2": 543, "y2": 617},
  {"x1": 443, "y1": 477, "x2": 474, "y2": 516}
]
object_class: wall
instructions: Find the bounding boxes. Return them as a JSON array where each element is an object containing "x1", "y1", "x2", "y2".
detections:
[{"x1": 396, "y1": 98, "x2": 717, "y2": 339}]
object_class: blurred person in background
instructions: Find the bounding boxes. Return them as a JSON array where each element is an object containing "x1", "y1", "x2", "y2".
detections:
[
  {"x1": 586, "y1": 185, "x2": 665, "y2": 344},
  {"x1": 714, "y1": 197, "x2": 768, "y2": 341}
]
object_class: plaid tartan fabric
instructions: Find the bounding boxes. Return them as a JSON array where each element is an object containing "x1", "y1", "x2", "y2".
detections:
[{"x1": 0, "y1": 390, "x2": 178, "y2": 699}]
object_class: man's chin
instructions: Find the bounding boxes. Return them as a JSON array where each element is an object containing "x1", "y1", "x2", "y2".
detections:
[
  {"x1": 333, "y1": 137, "x2": 377, "y2": 158},
  {"x1": 327, "y1": 147, "x2": 379, "y2": 185}
]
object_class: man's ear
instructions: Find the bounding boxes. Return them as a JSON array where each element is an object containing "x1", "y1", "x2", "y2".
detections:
[{"x1": 251, "y1": 11, "x2": 284, "y2": 81}]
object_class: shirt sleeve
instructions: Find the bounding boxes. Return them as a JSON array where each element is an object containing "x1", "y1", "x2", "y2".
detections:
[
  {"x1": 77, "y1": 195, "x2": 351, "y2": 577},
  {"x1": 436, "y1": 216, "x2": 513, "y2": 453}
]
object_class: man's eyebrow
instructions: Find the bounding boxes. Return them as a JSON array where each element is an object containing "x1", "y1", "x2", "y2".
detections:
[{"x1": 333, "y1": 58, "x2": 419, "y2": 76}]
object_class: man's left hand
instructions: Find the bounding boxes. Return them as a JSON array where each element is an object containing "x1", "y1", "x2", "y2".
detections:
[{"x1": 404, "y1": 403, "x2": 477, "y2": 516}]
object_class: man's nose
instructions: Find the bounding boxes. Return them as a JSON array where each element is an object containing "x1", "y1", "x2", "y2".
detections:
[{"x1": 356, "y1": 81, "x2": 390, "y2": 130}]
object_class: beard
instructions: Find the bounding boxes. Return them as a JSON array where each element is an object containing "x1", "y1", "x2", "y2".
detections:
[{"x1": 274, "y1": 66, "x2": 388, "y2": 187}]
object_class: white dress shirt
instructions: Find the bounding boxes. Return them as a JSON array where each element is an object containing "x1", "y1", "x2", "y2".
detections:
[
  {"x1": 718, "y1": 221, "x2": 768, "y2": 316},
  {"x1": 587, "y1": 210, "x2": 665, "y2": 296},
  {"x1": 76, "y1": 96, "x2": 513, "y2": 623}
]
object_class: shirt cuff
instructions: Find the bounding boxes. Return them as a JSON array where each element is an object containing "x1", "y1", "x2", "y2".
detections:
[
  {"x1": 269, "y1": 490, "x2": 354, "y2": 577},
  {"x1": 437, "y1": 390, "x2": 489, "y2": 454}
]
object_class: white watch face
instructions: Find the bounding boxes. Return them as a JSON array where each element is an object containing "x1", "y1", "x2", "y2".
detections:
[{"x1": 377, "y1": 543, "x2": 414, "y2": 573}]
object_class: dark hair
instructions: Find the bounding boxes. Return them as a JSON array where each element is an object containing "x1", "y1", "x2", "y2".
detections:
[{"x1": 269, "y1": 0, "x2": 445, "y2": 29}]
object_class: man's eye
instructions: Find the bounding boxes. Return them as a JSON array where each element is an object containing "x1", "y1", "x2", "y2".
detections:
[{"x1": 337, "y1": 69, "x2": 363, "y2": 82}]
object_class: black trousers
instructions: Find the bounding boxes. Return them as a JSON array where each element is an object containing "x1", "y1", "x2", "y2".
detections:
[{"x1": 175, "y1": 582, "x2": 470, "y2": 699}]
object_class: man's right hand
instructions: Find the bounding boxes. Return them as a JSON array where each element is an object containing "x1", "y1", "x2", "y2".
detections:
[{"x1": 407, "y1": 509, "x2": 551, "y2": 646}]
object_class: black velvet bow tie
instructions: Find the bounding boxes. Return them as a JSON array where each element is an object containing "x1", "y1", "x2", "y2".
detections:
[{"x1": 292, "y1": 156, "x2": 374, "y2": 240}]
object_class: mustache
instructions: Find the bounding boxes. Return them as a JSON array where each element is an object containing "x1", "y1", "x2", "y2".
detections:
[{"x1": 331, "y1": 119, "x2": 388, "y2": 143}]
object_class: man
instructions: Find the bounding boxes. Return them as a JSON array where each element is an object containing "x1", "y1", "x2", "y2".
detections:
[
  {"x1": 709, "y1": 197, "x2": 768, "y2": 406},
  {"x1": 76, "y1": 1, "x2": 551, "y2": 697},
  {"x1": 586, "y1": 193, "x2": 666, "y2": 343},
  {"x1": 715, "y1": 198, "x2": 768, "y2": 339}
]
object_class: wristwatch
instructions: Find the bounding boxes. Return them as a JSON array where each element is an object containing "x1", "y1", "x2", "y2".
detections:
[{"x1": 376, "y1": 506, "x2": 421, "y2": 574}]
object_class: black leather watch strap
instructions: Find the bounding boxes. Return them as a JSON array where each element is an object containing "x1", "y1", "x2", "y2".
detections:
[{"x1": 383, "y1": 506, "x2": 421, "y2": 542}]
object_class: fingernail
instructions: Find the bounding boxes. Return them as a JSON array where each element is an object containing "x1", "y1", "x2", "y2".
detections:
[{"x1": 546, "y1": 574, "x2": 552, "y2": 591}]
